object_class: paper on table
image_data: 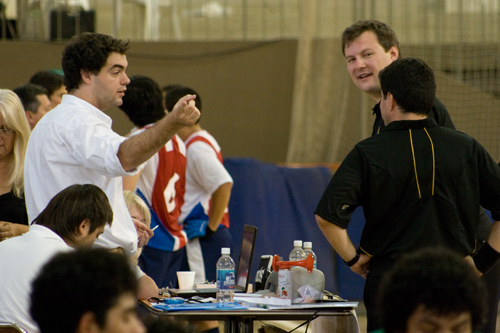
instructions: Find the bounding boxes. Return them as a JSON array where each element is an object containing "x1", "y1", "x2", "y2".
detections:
[
  {"x1": 232, "y1": 293, "x2": 264, "y2": 298},
  {"x1": 267, "y1": 301, "x2": 359, "y2": 310},
  {"x1": 195, "y1": 282, "x2": 217, "y2": 289},
  {"x1": 234, "y1": 296, "x2": 292, "y2": 307}
]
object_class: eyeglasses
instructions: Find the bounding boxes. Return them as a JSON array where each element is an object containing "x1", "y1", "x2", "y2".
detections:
[{"x1": 0, "y1": 127, "x2": 14, "y2": 135}]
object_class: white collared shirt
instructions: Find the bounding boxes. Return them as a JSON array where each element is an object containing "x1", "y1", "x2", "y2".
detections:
[
  {"x1": 0, "y1": 225, "x2": 72, "y2": 333},
  {"x1": 24, "y1": 94, "x2": 138, "y2": 255}
]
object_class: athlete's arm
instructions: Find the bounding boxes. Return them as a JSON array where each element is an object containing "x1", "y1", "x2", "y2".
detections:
[{"x1": 207, "y1": 182, "x2": 232, "y2": 232}]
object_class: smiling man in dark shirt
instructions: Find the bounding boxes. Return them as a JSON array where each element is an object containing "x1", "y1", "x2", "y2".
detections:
[{"x1": 339, "y1": 20, "x2": 500, "y2": 333}]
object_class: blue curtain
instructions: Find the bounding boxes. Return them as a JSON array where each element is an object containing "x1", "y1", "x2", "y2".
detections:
[{"x1": 224, "y1": 157, "x2": 339, "y2": 294}]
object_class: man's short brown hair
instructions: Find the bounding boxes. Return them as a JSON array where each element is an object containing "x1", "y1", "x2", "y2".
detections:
[{"x1": 341, "y1": 19, "x2": 401, "y2": 57}]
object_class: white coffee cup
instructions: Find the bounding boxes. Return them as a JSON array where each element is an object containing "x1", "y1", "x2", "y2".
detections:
[{"x1": 177, "y1": 271, "x2": 196, "y2": 290}]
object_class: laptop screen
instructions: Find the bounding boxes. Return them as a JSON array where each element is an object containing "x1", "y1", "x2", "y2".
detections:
[{"x1": 235, "y1": 225, "x2": 258, "y2": 291}]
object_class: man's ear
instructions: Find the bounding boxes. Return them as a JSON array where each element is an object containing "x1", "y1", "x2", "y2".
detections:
[
  {"x1": 25, "y1": 111, "x2": 36, "y2": 127},
  {"x1": 78, "y1": 219, "x2": 91, "y2": 236},
  {"x1": 76, "y1": 311, "x2": 100, "y2": 333},
  {"x1": 386, "y1": 92, "x2": 397, "y2": 112},
  {"x1": 80, "y1": 69, "x2": 93, "y2": 85},
  {"x1": 388, "y1": 46, "x2": 399, "y2": 61}
]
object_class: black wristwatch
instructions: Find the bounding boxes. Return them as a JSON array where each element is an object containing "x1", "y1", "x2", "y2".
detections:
[{"x1": 343, "y1": 249, "x2": 360, "y2": 267}]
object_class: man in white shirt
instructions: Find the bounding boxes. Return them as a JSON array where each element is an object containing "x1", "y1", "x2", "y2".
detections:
[
  {"x1": 0, "y1": 184, "x2": 113, "y2": 333},
  {"x1": 24, "y1": 33, "x2": 200, "y2": 256}
]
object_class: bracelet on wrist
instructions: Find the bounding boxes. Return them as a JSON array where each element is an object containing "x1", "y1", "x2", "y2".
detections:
[
  {"x1": 344, "y1": 249, "x2": 361, "y2": 267},
  {"x1": 473, "y1": 241, "x2": 500, "y2": 274}
]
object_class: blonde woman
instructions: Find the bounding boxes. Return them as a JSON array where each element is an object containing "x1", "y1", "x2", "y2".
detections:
[
  {"x1": 124, "y1": 190, "x2": 151, "y2": 264},
  {"x1": 124, "y1": 190, "x2": 159, "y2": 299},
  {"x1": 0, "y1": 89, "x2": 31, "y2": 241}
]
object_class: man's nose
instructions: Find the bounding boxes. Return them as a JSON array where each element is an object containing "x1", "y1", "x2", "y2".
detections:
[
  {"x1": 122, "y1": 73, "x2": 131, "y2": 85},
  {"x1": 354, "y1": 58, "x2": 366, "y2": 69}
]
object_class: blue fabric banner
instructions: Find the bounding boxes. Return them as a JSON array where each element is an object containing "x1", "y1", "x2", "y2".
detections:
[{"x1": 224, "y1": 157, "x2": 339, "y2": 295}]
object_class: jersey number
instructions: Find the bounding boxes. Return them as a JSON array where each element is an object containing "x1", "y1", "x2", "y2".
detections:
[{"x1": 164, "y1": 173, "x2": 180, "y2": 213}]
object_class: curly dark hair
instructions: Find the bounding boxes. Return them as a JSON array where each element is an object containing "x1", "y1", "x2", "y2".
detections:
[
  {"x1": 342, "y1": 19, "x2": 401, "y2": 57},
  {"x1": 378, "y1": 247, "x2": 486, "y2": 333},
  {"x1": 62, "y1": 32, "x2": 130, "y2": 92},
  {"x1": 30, "y1": 248, "x2": 138, "y2": 332}
]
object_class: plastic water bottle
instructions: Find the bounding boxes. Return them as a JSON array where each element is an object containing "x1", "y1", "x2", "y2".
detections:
[
  {"x1": 303, "y1": 242, "x2": 317, "y2": 268},
  {"x1": 216, "y1": 247, "x2": 235, "y2": 305},
  {"x1": 289, "y1": 240, "x2": 307, "y2": 261}
]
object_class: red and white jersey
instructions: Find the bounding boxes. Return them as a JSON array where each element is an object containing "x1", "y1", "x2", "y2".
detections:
[
  {"x1": 130, "y1": 126, "x2": 188, "y2": 251},
  {"x1": 179, "y1": 130, "x2": 232, "y2": 228}
]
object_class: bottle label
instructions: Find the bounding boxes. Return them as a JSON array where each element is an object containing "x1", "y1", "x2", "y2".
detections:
[
  {"x1": 278, "y1": 269, "x2": 292, "y2": 300},
  {"x1": 217, "y1": 269, "x2": 235, "y2": 290}
]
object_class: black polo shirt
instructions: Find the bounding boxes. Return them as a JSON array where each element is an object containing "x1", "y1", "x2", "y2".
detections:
[
  {"x1": 315, "y1": 119, "x2": 500, "y2": 259},
  {"x1": 371, "y1": 97, "x2": 455, "y2": 135}
]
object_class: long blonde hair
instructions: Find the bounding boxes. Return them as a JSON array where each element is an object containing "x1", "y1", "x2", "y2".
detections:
[{"x1": 0, "y1": 89, "x2": 31, "y2": 197}]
